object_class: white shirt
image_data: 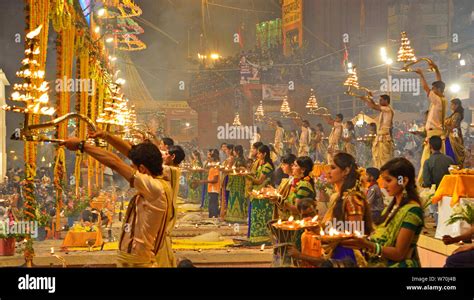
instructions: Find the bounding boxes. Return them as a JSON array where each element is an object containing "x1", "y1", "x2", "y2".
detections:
[
  {"x1": 329, "y1": 121, "x2": 343, "y2": 145},
  {"x1": 425, "y1": 91, "x2": 445, "y2": 131},
  {"x1": 378, "y1": 105, "x2": 394, "y2": 132},
  {"x1": 300, "y1": 127, "x2": 311, "y2": 146},
  {"x1": 274, "y1": 127, "x2": 284, "y2": 145}
]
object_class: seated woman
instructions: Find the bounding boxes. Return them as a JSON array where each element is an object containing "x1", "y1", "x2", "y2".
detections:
[
  {"x1": 321, "y1": 152, "x2": 373, "y2": 266},
  {"x1": 268, "y1": 156, "x2": 315, "y2": 219},
  {"x1": 341, "y1": 157, "x2": 425, "y2": 267}
]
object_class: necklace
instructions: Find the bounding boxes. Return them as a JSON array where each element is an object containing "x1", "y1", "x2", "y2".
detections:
[{"x1": 385, "y1": 203, "x2": 400, "y2": 225}]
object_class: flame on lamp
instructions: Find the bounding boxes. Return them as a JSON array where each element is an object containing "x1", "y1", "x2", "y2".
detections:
[{"x1": 26, "y1": 25, "x2": 43, "y2": 39}]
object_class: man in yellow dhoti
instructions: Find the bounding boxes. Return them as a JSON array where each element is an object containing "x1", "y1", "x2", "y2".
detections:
[
  {"x1": 273, "y1": 121, "x2": 285, "y2": 158},
  {"x1": 324, "y1": 114, "x2": 344, "y2": 164},
  {"x1": 61, "y1": 135, "x2": 173, "y2": 268},
  {"x1": 415, "y1": 65, "x2": 447, "y2": 183},
  {"x1": 297, "y1": 120, "x2": 311, "y2": 157},
  {"x1": 360, "y1": 93, "x2": 394, "y2": 168}
]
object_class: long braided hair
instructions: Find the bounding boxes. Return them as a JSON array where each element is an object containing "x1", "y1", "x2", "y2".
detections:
[
  {"x1": 379, "y1": 157, "x2": 421, "y2": 225},
  {"x1": 332, "y1": 152, "x2": 373, "y2": 234}
]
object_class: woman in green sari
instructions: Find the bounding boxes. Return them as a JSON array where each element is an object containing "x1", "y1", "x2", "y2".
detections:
[
  {"x1": 225, "y1": 145, "x2": 248, "y2": 223},
  {"x1": 247, "y1": 145, "x2": 274, "y2": 244},
  {"x1": 342, "y1": 157, "x2": 424, "y2": 267},
  {"x1": 268, "y1": 156, "x2": 315, "y2": 220},
  {"x1": 188, "y1": 150, "x2": 203, "y2": 204}
]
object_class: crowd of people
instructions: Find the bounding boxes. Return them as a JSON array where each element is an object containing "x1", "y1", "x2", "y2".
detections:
[
  {"x1": 1, "y1": 59, "x2": 472, "y2": 269},
  {"x1": 176, "y1": 61, "x2": 473, "y2": 268},
  {"x1": 190, "y1": 42, "x2": 313, "y2": 98}
]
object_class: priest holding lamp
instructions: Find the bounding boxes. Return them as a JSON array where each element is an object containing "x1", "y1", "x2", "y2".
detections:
[
  {"x1": 60, "y1": 135, "x2": 174, "y2": 268},
  {"x1": 414, "y1": 63, "x2": 447, "y2": 183},
  {"x1": 359, "y1": 92, "x2": 395, "y2": 169}
]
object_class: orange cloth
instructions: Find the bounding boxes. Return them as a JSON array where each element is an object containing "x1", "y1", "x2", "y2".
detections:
[
  {"x1": 207, "y1": 167, "x2": 220, "y2": 193},
  {"x1": 312, "y1": 164, "x2": 331, "y2": 178},
  {"x1": 432, "y1": 175, "x2": 474, "y2": 206},
  {"x1": 90, "y1": 201, "x2": 105, "y2": 210},
  {"x1": 62, "y1": 230, "x2": 103, "y2": 248},
  {"x1": 301, "y1": 231, "x2": 322, "y2": 258}
]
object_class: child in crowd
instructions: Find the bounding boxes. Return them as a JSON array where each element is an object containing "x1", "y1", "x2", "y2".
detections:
[{"x1": 365, "y1": 167, "x2": 385, "y2": 225}]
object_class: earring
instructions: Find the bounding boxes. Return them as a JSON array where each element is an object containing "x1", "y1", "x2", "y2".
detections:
[{"x1": 402, "y1": 186, "x2": 408, "y2": 199}]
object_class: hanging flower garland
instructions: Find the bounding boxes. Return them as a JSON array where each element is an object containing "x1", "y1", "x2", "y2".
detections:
[
  {"x1": 22, "y1": 0, "x2": 51, "y2": 222},
  {"x1": 53, "y1": 2, "x2": 75, "y2": 234}
]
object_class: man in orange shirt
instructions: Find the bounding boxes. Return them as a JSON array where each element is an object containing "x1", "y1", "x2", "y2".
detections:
[{"x1": 195, "y1": 149, "x2": 220, "y2": 218}]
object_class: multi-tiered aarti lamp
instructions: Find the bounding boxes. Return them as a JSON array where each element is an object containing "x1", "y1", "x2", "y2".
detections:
[
  {"x1": 232, "y1": 112, "x2": 242, "y2": 126},
  {"x1": 254, "y1": 101, "x2": 265, "y2": 121},
  {"x1": 343, "y1": 67, "x2": 370, "y2": 98},
  {"x1": 280, "y1": 96, "x2": 300, "y2": 119},
  {"x1": 96, "y1": 81, "x2": 129, "y2": 126},
  {"x1": 306, "y1": 88, "x2": 330, "y2": 116},
  {"x1": 3, "y1": 25, "x2": 54, "y2": 117},
  {"x1": 254, "y1": 101, "x2": 278, "y2": 125},
  {"x1": 397, "y1": 31, "x2": 437, "y2": 72},
  {"x1": 2, "y1": 25, "x2": 97, "y2": 143},
  {"x1": 343, "y1": 66, "x2": 369, "y2": 98}
]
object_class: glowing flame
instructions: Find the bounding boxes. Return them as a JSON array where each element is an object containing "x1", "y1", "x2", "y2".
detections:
[
  {"x1": 36, "y1": 70, "x2": 45, "y2": 78},
  {"x1": 38, "y1": 81, "x2": 49, "y2": 92},
  {"x1": 320, "y1": 229, "x2": 325, "y2": 236},
  {"x1": 38, "y1": 93, "x2": 49, "y2": 104},
  {"x1": 277, "y1": 219, "x2": 282, "y2": 225},
  {"x1": 31, "y1": 103, "x2": 40, "y2": 114},
  {"x1": 26, "y1": 25, "x2": 43, "y2": 39},
  {"x1": 288, "y1": 216, "x2": 294, "y2": 222},
  {"x1": 354, "y1": 230, "x2": 362, "y2": 237},
  {"x1": 311, "y1": 215, "x2": 319, "y2": 222}
]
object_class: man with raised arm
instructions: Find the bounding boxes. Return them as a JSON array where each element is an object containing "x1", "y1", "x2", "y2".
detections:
[
  {"x1": 360, "y1": 93, "x2": 394, "y2": 168},
  {"x1": 415, "y1": 63, "x2": 447, "y2": 182},
  {"x1": 60, "y1": 135, "x2": 173, "y2": 267}
]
